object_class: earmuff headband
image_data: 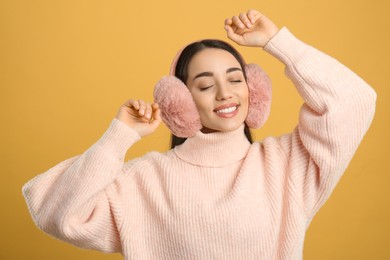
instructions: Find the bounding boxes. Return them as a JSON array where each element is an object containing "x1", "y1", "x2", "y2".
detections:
[{"x1": 154, "y1": 40, "x2": 272, "y2": 138}]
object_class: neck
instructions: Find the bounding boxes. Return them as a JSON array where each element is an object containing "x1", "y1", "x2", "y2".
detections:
[
  {"x1": 200, "y1": 127, "x2": 218, "y2": 134},
  {"x1": 173, "y1": 124, "x2": 251, "y2": 167},
  {"x1": 171, "y1": 124, "x2": 253, "y2": 149}
]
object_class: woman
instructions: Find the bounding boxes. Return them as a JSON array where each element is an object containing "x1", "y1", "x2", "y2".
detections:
[{"x1": 23, "y1": 10, "x2": 376, "y2": 259}]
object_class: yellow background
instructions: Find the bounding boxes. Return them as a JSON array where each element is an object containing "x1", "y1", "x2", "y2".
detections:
[{"x1": 1, "y1": 0, "x2": 389, "y2": 259}]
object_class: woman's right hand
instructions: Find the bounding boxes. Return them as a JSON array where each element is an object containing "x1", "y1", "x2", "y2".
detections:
[{"x1": 115, "y1": 99, "x2": 161, "y2": 137}]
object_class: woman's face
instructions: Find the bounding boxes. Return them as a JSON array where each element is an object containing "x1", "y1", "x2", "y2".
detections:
[{"x1": 186, "y1": 48, "x2": 249, "y2": 133}]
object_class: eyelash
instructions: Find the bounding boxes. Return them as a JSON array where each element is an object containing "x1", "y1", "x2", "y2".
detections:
[
  {"x1": 231, "y1": 80, "x2": 242, "y2": 83},
  {"x1": 199, "y1": 80, "x2": 242, "y2": 91},
  {"x1": 200, "y1": 86, "x2": 212, "y2": 91}
]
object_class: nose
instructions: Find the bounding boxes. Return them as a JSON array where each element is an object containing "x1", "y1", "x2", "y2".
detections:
[{"x1": 215, "y1": 83, "x2": 232, "y2": 101}]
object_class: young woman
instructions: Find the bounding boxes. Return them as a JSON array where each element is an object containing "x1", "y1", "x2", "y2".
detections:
[{"x1": 23, "y1": 10, "x2": 376, "y2": 259}]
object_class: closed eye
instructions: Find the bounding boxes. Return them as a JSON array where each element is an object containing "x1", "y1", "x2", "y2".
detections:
[{"x1": 200, "y1": 85, "x2": 213, "y2": 91}]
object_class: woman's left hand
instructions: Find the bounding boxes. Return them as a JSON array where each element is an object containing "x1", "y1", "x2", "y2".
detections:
[{"x1": 224, "y1": 9, "x2": 279, "y2": 48}]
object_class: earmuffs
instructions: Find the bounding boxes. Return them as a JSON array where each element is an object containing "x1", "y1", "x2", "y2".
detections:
[{"x1": 153, "y1": 40, "x2": 272, "y2": 138}]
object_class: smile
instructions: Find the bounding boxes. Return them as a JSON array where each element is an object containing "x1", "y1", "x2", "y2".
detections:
[
  {"x1": 214, "y1": 103, "x2": 240, "y2": 118},
  {"x1": 216, "y1": 106, "x2": 237, "y2": 114}
]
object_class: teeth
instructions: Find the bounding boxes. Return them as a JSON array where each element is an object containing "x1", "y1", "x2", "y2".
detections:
[{"x1": 216, "y1": 106, "x2": 237, "y2": 114}]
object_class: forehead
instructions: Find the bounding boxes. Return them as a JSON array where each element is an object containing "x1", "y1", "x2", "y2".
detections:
[{"x1": 187, "y1": 48, "x2": 242, "y2": 75}]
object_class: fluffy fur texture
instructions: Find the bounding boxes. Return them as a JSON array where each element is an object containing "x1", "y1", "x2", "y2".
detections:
[
  {"x1": 153, "y1": 76, "x2": 202, "y2": 138},
  {"x1": 245, "y1": 63, "x2": 272, "y2": 129},
  {"x1": 154, "y1": 64, "x2": 272, "y2": 137},
  {"x1": 154, "y1": 40, "x2": 272, "y2": 137}
]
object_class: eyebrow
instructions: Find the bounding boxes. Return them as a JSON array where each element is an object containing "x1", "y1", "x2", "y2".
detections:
[{"x1": 192, "y1": 67, "x2": 242, "y2": 81}]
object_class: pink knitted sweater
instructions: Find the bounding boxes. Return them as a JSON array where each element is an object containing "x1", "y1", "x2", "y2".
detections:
[{"x1": 23, "y1": 27, "x2": 376, "y2": 259}]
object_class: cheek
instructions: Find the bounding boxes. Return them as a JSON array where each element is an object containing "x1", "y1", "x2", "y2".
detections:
[
  {"x1": 240, "y1": 87, "x2": 249, "y2": 107},
  {"x1": 192, "y1": 96, "x2": 212, "y2": 127},
  {"x1": 190, "y1": 93, "x2": 211, "y2": 114},
  {"x1": 240, "y1": 88, "x2": 250, "y2": 118}
]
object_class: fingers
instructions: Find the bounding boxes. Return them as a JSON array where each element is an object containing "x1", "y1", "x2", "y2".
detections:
[
  {"x1": 224, "y1": 9, "x2": 269, "y2": 47},
  {"x1": 151, "y1": 103, "x2": 160, "y2": 120},
  {"x1": 126, "y1": 99, "x2": 139, "y2": 110},
  {"x1": 116, "y1": 99, "x2": 161, "y2": 137},
  {"x1": 231, "y1": 15, "x2": 244, "y2": 30},
  {"x1": 143, "y1": 101, "x2": 153, "y2": 119},
  {"x1": 224, "y1": 18, "x2": 233, "y2": 28},
  {"x1": 239, "y1": 12, "x2": 252, "y2": 29},
  {"x1": 224, "y1": 24, "x2": 245, "y2": 45},
  {"x1": 226, "y1": 10, "x2": 259, "y2": 31},
  {"x1": 125, "y1": 99, "x2": 156, "y2": 121},
  {"x1": 224, "y1": 11, "x2": 254, "y2": 45},
  {"x1": 247, "y1": 9, "x2": 263, "y2": 24},
  {"x1": 150, "y1": 103, "x2": 161, "y2": 127}
]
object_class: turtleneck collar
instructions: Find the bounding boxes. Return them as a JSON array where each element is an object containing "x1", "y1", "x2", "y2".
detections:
[{"x1": 173, "y1": 124, "x2": 251, "y2": 167}]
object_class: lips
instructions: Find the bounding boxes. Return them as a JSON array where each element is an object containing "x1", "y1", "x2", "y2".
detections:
[
  {"x1": 216, "y1": 106, "x2": 237, "y2": 114},
  {"x1": 213, "y1": 103, "x2": 239, "y2": 118}
]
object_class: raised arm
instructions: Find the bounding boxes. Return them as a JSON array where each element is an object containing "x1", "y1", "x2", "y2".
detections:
[
  {"x1": 225, "y1": 10, "x2": 377, "y2": 218},
  {"x1": 266, "y1": 27, "x2": 376, "y2": 219},
  {"x1": 22, "y1": 100, "x2": 161, "y2": 252}
]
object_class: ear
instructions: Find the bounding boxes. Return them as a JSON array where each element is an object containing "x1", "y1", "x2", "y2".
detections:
[
  {"x1": 153, "y1": 76, "x2": 202, "y2": 138},
  {"x1": 245, "y1": 63, "x2": 272, "y2": 129}
]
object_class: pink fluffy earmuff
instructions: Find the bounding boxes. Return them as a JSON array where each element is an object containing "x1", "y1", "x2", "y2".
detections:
[{"x1": 153, "y1": 41, "x2": 272, "y2": 138}]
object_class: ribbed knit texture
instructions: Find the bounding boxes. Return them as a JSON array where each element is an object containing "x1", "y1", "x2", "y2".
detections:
[{"x1": 22, "y1": 27, "x2": 376, "y2": 260}]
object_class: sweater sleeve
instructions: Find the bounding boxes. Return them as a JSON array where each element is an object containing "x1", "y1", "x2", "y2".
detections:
[
  {"x1": 263, "y1": 27, "x2": 377, "y2": 220},
  {"x1": 22, "y1": 118, "x2": 141, "y2": 253}
]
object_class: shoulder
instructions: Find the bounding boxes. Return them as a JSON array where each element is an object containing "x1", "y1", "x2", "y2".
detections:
[
  {"x1": 249, "y1": 132, "x2": 295, "y2": 160},
  {"x1": 122, "y1": 149, "x2": 177, "y2": 175}
]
